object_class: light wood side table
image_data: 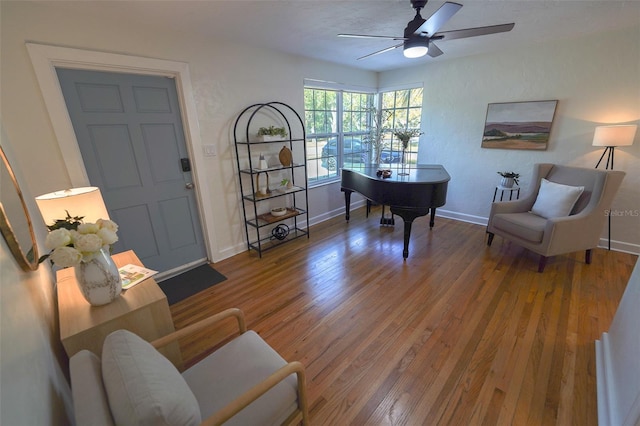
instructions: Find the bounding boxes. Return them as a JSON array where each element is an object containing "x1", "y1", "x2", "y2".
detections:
[{"x1": 57, "y1": 250, "x2": 182, "y2": 368}]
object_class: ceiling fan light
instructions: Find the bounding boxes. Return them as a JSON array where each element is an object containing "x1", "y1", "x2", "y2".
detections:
[
  {"x1": 403, "y1": 37, "x2": 429, "y2": 58},
  {"x1": 403, "y1": 45, "x2": 428, "y2": 58}
]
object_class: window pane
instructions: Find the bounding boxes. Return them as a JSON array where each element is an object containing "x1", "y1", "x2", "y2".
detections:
[
  {"x1": 407, "y1": 108, "x2": 422, "y2": 127},
  {"x1": 410, "y1": 88, "x2": 423, "y2": 107},
  {"x1": 395, "y1": 90, "x2": 409, "y2": 108}
]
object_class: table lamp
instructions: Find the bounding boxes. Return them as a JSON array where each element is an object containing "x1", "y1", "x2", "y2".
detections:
[
  {"x1": 35, "y1": 187, "x2": 109, "y2": 227},
  {"x1": 592, "y1": 124, "x2": 637, "y2": 250}
]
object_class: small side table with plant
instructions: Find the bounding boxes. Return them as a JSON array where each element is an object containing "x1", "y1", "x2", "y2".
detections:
[{"x1": 494, "y1": 171, "x2": 521, "y2": 202}]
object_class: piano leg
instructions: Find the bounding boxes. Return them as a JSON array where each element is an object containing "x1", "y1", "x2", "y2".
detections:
[
  {"x1": 343, "y1": 189, "x2": 352, "y2": 221},
  {"x1": 430, "y1": 208, "x2": 436, "y2": 229},
  {"x1": 390, "y1": 207, "x2": 430, "y2": 259}
]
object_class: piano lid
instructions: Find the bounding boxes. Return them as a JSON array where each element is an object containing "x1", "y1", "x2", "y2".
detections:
[{"x1": 342, "y1": 164, "x2": 451, "y2": 185}]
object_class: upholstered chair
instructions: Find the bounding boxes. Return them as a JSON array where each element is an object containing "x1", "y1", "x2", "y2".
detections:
[
  {"x1": 487, "y1": 163, "x2": 625, "y2": 272},
  {"x1": 69, "y1": 308, "x2": 309, "y2": 425}
]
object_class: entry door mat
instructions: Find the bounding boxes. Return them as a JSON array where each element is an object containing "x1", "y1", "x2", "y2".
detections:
[{"x1": 158, "y1": 264, "x2": 227, "y2": 305}]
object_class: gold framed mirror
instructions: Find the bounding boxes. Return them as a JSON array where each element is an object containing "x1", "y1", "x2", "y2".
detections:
[{"x1": 0, "y1": 144, "x2": 39, "y2": 271}]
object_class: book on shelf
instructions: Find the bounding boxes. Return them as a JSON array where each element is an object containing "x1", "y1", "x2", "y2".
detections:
[{"x1": 119, "y1": 264, "x2": 158, "y2": 290}]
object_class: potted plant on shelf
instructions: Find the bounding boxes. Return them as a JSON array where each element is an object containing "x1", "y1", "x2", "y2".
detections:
[
  {"x1": 257, "y1": 125, "x2": 287, "y2": 142},
  {"x1": 280, "y1": 178, "x2": 293, "y2": 190},
  {"x1": 497, "y1": 171, "x2": 520, "y2": 188}
]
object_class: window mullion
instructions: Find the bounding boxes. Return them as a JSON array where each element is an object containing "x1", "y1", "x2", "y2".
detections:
[{"x1": 337, "y1": 91, "x2": 344, "y2": 169}]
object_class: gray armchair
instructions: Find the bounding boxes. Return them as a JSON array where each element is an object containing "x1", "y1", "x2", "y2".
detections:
[{"x1": 487, "y1": 163, "x2": 625, "y2": 272}]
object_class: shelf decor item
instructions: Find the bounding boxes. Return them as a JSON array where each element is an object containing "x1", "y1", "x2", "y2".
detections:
[
  {"x1": 271, "y1": 224, "x2": 290, "y2": 240},
  {"x1": 257, "y1": 125, "x2": 287, "y2": 142},
  {"x1": 258, "y1": 153, "x2": 268, "y2": 170},
  {"x1": 255, "y1": 171, "x2": 271, "y2": 197},
  {"x1": 281, "y1": 178, "x2": 293, "y2": 190},
  {"x1": 279, "y1": 145, "x2": 293, "y2": 166},
  {"x1": 270, "y1": 207, "x2": 288, "y2": 217}
]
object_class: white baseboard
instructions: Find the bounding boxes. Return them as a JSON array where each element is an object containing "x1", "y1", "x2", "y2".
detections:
[
  {"x1": 436, "y1": 209, "x2": 488, "y2": 226},
  {"x1": 598, "y1": 238, "x2": 640, "y2": 255}
]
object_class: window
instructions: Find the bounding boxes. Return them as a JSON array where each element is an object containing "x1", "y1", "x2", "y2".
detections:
[
  {"x1": 304, "y1": 88, "x2": 373, "y2": 183},
  {"x1": 304, "y1": 86, "x2": 422, "y2": 185},
  {"x1": 381, "y1": 87, "x2": 423, "y2": 167}
]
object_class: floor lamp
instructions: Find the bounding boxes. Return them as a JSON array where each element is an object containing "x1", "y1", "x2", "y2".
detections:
[{"x1": 592, "y1": 124, "x2": 637, "y2": 249}]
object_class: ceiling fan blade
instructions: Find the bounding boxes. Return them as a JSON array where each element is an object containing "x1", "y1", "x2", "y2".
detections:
[
  {"x1": 414, "y1": 1, "x2": 462, "y2": 36},
  {"x1": 357, "y1": 43, "x2": 403, "y2": 60},
  {"x1": 434, "y1": 23, "x2": 515, "y2": 41},
  {"x1": 338, "y1": 33, "x2": 406, "y2": 41},
  {"x1": 427, "y1": 42, "x2": 444, "y2": 58}
]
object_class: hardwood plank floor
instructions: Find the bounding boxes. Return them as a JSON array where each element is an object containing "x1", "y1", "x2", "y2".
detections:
[{"x1": 170, "y1": 206, "x2": 637, "y2": 425}]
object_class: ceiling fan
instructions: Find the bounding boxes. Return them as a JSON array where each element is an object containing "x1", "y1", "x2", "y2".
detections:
[{"x1": 338, "y1": 0, "x2": 515, "y2": 60}]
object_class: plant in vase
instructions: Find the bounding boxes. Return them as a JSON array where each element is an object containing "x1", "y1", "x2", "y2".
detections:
[
  {"x1": 280, "y1": 178, "x2": 293, "y2": 190},
  {"x1": 40, "y1": 212, "x2": 121, "y2": 306},
  {"x1": 257, "y1": 125, "x2": 287, "y2": 141},
  {"x1": 393, "y1": 128, "x2": 423, "y2": 165},
  {"x1": 497, "y1": 171, "x2": 520, "y2": 188}
]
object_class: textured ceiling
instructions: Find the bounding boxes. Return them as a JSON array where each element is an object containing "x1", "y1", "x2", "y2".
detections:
[{"x1": 40, "y1": 0, "x2": 640, "y2": 72}]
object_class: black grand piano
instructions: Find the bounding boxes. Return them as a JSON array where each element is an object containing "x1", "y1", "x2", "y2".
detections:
[{"x1": 341, "y1": 164, "x2": 450, "y2": 258}]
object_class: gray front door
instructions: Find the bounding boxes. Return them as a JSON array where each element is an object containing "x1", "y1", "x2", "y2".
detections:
[{"x1": 56, "y1": 68, "x2": 207, "y2": 273}]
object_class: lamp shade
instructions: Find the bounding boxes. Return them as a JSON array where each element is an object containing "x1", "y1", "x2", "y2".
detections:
[
  {"x1": 592, "y1": 125, "x2": 637, "y2": 147},
  {"x1": 35, "y1": 187, "x2": 109, "y2": 227}
]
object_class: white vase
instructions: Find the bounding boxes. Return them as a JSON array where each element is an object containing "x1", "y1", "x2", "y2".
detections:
[
  {"x1": 74, "y1": 248, "x2": 122, "y2": 306},
  {"x1": 501, "y1": 177, "x2": 515, "y2": 188}
]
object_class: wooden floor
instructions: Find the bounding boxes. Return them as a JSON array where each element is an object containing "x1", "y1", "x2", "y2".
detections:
[{"x1": 170, "y1": 206, "x2": 637, "y2": 425}]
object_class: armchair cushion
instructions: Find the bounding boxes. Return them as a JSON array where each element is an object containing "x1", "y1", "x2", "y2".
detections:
[
  {"x1": 183, "y1": 330, "x2": 298, "y2": 426},
  {"x1": 530, "y1": 178, "x2": 584, "y2": 219},
  {"x1": 491, "y1": 212, "x2": 547, "y2": 243},
  {"x1": 101, "y1": 330, "x2": 201, "y2": 426}
]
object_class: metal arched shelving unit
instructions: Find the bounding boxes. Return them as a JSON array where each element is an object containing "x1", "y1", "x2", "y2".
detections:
[{"x1": 233, "y1": 102, "x2": 309, "y2": 257}]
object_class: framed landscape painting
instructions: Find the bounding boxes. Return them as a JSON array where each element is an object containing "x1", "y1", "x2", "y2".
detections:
[{"x1": 481, "y1": 100, "x2": 558, "y2": 150}]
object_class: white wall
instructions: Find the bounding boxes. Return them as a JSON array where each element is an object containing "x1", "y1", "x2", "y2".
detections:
[
  {"x1": 379, "y1": 25, "x2": 640, "y2": 253},
  {"x1": 0, "y1": 140, "x2": 74, "y2": 424}
]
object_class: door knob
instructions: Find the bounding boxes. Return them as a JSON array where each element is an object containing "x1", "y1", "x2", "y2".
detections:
[{"x1": 185, "y1": 182, "x2": 194, "y2": 189}]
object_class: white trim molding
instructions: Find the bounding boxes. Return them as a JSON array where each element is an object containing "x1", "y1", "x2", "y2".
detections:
[
  {"x1": 26, "y1": 43, "x2": 220, "y2": 262},
  {"x1": 596, "y1": 259, "x2": 640, "y2": 426}
]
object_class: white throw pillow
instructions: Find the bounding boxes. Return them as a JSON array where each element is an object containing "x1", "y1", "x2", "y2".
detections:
[
  {"x1": 102, "y1": 330, "x2": 201, "y2": 426},
  {"x1": 531, "y1": 178, "x2": 585, "y2": 219}
]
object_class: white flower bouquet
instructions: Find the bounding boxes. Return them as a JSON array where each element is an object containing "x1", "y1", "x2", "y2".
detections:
[{"x1": 40, "y1": 213, "x2": 119, "y2": 268}]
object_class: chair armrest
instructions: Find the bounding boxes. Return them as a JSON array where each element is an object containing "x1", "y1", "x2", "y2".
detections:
[
  {"x1": 540, "y1": 210, "x2": 606, "y2": 256},
  {"x1": 200, "y1": 361, "x2": 309, "y2": 426},
  {"x1": 151, "y1": 308, "x2": 246, "y2": 350}
]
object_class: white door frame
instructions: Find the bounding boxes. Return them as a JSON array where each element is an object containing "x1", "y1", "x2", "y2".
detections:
[{"x1": 26, "y1": 43, "x2": 219, "y2": 262}]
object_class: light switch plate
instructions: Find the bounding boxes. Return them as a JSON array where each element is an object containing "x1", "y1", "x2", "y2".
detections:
[{"x1": 203, "y1": 144, "x2": 217, "y2": 156}]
